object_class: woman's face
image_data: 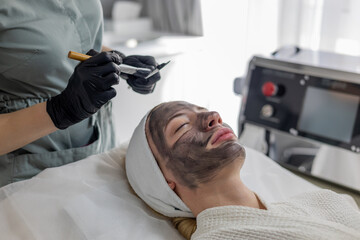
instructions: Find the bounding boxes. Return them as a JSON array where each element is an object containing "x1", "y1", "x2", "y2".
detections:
[{"x1": 146, "y1": 101, "x2": 245, "y2": 189}]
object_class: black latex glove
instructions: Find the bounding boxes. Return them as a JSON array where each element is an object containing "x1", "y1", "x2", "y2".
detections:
[
  {"x1": 47, "y1": 49, "x2": 122, "y2": 129},
  {"x1": 120, "y1": 55, "x2": 161, "y2": 94}
]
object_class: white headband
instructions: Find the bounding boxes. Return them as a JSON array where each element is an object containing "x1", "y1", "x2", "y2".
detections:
[{"x1": 125, "y1": 113, "x2": 194, "y2": 218}]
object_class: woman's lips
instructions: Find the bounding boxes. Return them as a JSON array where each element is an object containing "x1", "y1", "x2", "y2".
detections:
[{"x1": 210, "y1": 128, "x2": 236, "y2": 145}]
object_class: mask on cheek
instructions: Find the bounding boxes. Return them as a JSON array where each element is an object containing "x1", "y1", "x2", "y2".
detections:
[{"x1": 167, "y1": 130, "x2": 245, "y2": 189}]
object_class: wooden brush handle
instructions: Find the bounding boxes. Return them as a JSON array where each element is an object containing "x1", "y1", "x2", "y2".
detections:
[{"x1": 68, "y1": 51, "x2": 91, "y2": 61}]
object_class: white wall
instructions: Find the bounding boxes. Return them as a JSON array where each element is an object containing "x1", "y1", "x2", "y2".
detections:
[
  {"x1": 199, "y1": 0, "x2": 280, "y2": 136},
  {"x1": 278, "y1": 0, "x2": 360, "y2": 56}
]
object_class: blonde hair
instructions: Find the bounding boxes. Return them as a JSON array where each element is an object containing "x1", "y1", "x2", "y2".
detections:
[{"x1": 172, "y1": 217, "x2": 197, "y2": 240}]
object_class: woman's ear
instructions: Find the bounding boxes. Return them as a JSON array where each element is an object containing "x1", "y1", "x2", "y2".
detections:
[{"x1": 167, "y1": 180, "x2": 176, "y2": 190}]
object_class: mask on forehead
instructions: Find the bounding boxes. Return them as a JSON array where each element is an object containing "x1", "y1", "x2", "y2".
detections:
[{"x1": 148, "y1": 101, "x2": 245, "y2": 189}]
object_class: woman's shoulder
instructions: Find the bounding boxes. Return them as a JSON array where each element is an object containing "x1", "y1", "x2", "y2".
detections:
[
  {"x1": 276, "y1": 189, "x2": 360, "y2": 224},
  {"x1": 289, "y1": 189, "x2": 358, "y2": 208}
]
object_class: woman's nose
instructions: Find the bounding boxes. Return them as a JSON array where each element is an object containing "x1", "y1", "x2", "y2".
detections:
[{"x1": 205, "y1": 112, "x2": 223, "y2": 130}]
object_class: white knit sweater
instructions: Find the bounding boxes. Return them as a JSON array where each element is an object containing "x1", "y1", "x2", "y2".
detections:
[{"x1": 191, "y1": 190, "x2": 360, "y2": 240}]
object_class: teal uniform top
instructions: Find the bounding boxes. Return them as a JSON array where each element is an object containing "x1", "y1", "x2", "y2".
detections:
[{"x1": 0, "y1": 0, "x2": 115, "y2": 187}]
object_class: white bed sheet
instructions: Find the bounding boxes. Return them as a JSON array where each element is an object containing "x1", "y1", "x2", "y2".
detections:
[{"x1": 0, "y1": 144, "x2": 319, "y2": 240}]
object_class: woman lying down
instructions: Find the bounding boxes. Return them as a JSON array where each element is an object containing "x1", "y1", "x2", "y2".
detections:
[{"x1": 125, "y1": 101, "x2": 360, "y2": 240}]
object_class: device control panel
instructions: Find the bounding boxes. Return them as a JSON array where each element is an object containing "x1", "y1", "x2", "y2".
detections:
[{"x1": 242, "y1": 57, "x2": 360, "y2": 152}]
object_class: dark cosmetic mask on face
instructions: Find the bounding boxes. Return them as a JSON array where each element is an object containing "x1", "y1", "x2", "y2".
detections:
[{"x1": 147, "y1": 101, "x2": 245, "y2": 189}]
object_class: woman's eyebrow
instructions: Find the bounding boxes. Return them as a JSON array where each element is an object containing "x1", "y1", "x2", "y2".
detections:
[
  {"x1": 165, "y1": 112, "x2": 186, "y2": 130},
  {"x1": 195, "y1": 106, "x2": 207, "y2": 111}
]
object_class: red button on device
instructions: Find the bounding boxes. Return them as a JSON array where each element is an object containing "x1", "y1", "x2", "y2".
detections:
[{"x1": 262, "y1": 81, "x2": 278, "y2": 97}]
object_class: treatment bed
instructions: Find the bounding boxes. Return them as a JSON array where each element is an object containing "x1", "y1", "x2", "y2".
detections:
[{"x1": 0, "y1": 143, "x2": 328, "y2": 239}]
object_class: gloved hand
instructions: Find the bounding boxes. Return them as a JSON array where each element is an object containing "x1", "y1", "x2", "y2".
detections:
[
  {"x1": 120, "y1": 55, "x2": 161, "y2": 94},
  {"x1": 46, "y1": 49, "x2": 122, "y2": 129}
]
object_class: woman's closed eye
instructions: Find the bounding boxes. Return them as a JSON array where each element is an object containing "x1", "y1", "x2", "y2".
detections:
[{"x1": 175, "y1": 122, "x2": 189, "y2": 134}]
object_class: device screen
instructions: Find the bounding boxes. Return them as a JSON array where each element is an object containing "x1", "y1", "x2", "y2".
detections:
[{"x1": 298, "y1": 86, "x2": 359, "y2": 143}]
